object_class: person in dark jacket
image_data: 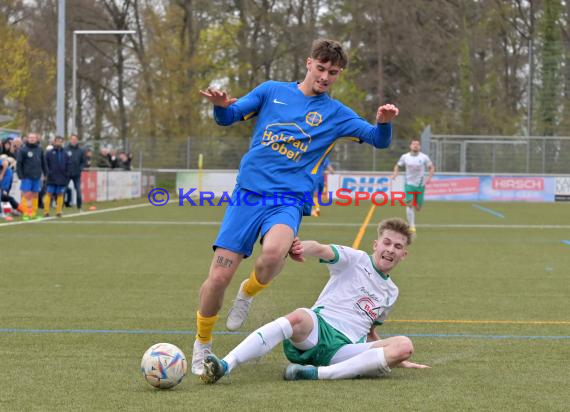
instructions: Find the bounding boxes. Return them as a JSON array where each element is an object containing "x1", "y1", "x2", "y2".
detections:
[
  {"x1": 44, "y1": 136, "x2": 70, "y2": 217},
  {"x1": 118, "y1": 152, "x2": 132, "y2": 170},
  {"x1": 1, "y1": 138, "x2": 12, "y2": 157},
  {"x1": 84, "y1": 148, "x2": 92, "y2": 168},
  {"x1": 16, "y1": 133, "x2": 46, "y2": 220},
  {"x1": 64, "y1": 134, "x2": 86, "y2": 210},
  {"x1": 96, "y1": 147, "x2": 112, "y2": 168}
]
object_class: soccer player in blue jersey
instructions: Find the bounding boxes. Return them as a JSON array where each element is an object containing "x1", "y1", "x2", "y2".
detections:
[{"x1": 192, "y1": 39, "x2": 399, "y2": 375}]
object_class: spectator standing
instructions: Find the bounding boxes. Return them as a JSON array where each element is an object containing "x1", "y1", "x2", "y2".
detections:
[
  {"x1": 16, "y1": 133, "x2": 46, "y2": 220},
  {"x1": 65, "y1": 134, "x2": 86, "y2": 210}
]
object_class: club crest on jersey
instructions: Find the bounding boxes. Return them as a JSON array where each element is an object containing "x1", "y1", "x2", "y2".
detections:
[
  {"x1": 27, "y1": 152, "x2": 33, "y2": 158},
  {"x1": 305, "y1": 111, "x2": 322, "y2": 127},
  {"x1": 355, "y1": 296, "x2": 382, "y2": 321}
]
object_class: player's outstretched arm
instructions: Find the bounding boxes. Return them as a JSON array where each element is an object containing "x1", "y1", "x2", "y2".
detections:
[
  {"x1": 300, "y1": 240, "x2": 336, "y2": 261},
  {"x1": 367, "y1": 325, "x2": 430, "y2": 369},
  {"x1": 198, "y1": 87, "x2": 237, "y2": 108},
  {"x1": 397, "y1": 360, "x2": 431, "y2": 369},
  {"x1": 288, "y1": 238, "x2": 336, "y2": 262}
]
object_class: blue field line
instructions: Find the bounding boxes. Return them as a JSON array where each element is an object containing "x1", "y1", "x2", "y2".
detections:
[
  {"x1": 0, "y1": 328, "x2": 241, "y2": 335},
  {"x1": 562, "y1": 240, "x2": 570, "y2": 245},
  {"x1": 471, "y1": 204, "x2": 505, "y2": 218},
  {"x1": 0, "y1": 328, "x2": 569, "y2": 340}
]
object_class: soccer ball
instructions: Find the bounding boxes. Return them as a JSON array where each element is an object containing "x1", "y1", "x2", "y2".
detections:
[{"x1": 141, "y1": 343, "x2": 188, "y2": 389}]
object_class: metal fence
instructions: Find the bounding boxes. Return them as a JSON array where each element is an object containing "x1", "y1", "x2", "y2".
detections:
[
  {"x1": 430, "y1": 135, "x2": 570, "y2": 174},
  {"x1": 121, "y1": 133, "x2": 570, "y2": 174},
  {"x1": 127, "y1": 135, "x2": 410, "y2": 172}
]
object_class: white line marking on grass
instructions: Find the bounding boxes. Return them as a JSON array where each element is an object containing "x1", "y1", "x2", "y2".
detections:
[
  {"x1": 388, "y1": 319, "x2": 570, "y2": 325},
  {"x1": 43, "y1": 220, "x2": 220, "y2": 226},
  {"x1": 0, "y1": 328, "x2": 568, "y2": 340},
  {"x1": 0, "y1": 203, "x2": 151, "y2": 229},
  {"x1": 37, "y1": 220, "x2": 570, "y2": 230},
  {"x1": 472, "y1": 203, "x2": 505, "y2": 218}
]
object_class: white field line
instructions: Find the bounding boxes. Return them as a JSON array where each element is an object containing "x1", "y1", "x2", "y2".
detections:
[
  {"x1": 29, "y1": 220, "x2": 570, "y2": 229},
  {"x1": 0, "y1": 203, "x2": 151, "y2": 229}
]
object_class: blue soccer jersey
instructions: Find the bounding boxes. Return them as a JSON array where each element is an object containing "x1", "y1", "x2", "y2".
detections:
[
  {"x1": 214, "y1": 81, "x2": 391, "y2": 196},
  {"x1": 316, "y1": 157, "x2": 330, "y2": 191}
]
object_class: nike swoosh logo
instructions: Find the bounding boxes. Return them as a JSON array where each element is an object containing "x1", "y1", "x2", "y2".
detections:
[
  {"x1": 257, "y1": 332, "x2": 268, "y2": 346},
  {"x1": 273, "y1": 98, "x2": 287, "y2": 105}
]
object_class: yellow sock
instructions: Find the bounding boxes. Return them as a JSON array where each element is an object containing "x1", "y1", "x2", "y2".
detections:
[
  {"x1": 196, "y1": 311, "x2": 219, "y2": 344},
  {"x1": 31, "y1": 196, "x2": 38, "y2": 217},
  {"x1": 44, "y1": 194, "x2": 52, "y2": 215},
  {"x1": 242, "y1": 271, "x2": 269, "y2": 297},
  {"x1": 56, "y1": 194, "x2": 64, "y2": 214}
]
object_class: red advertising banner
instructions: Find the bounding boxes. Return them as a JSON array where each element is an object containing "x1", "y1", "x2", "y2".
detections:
[
  {"x1": 426, "y1": 177, "x2": 480, "y2": 196},
  {"x1": 81, "y1": 171, "x2": 98, "y2": 202},
  {"x1": 492, "y1": 177, "x2": 544, "y2": 191}
]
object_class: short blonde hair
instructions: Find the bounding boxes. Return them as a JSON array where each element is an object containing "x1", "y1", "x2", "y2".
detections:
[{"x1": 377, "y1": 218, "x2": 413, "y2": 246}]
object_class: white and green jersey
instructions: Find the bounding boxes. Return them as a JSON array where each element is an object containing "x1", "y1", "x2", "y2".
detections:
[
  {"x1": 397, "y1": 152, "x2": 433, "y2": 186},
  {"x1": 312, "y1": 245, "x2": 399, "y2": 343}
]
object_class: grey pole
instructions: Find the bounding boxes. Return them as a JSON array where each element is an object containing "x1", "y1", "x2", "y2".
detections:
[
  {"x1": 56, "y1": 0, "x2": 65, "y2": 136},
  {"x1": 71, "y1": 32, "x2": 77, "y2": 135},
  {"x1": 526, "y1": 38, "x2": 533, "y2": 173}
]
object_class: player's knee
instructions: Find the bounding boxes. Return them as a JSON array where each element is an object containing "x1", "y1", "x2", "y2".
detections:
[
  {"x1": 397, "y1": 336, "x2": 414, "y2": 359},
  {"x1": 208, "y1": 269, "x2": 234, "y2": 290},
  {"x1": 285, "y1": 309, "x2": 307, "y2": 327},
  {"x1": 260, "y1": 247, "x2": 286, "y2": 269},
  {"x1": 286, "y1": 309, "x2": 315, "y2": 341}
]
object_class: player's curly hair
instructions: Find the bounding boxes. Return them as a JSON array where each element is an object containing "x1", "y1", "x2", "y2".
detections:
[
  {"x1": 377, "y1": 218, "x2": 413, "y2": 246},
  {"x1": 311, "y1": 39, "x2": 348, "y2": 69}
]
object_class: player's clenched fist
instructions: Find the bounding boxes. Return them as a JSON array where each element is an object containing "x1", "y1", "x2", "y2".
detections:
[
  {"x1": 288, "y1": 237, "x2": 304, "y2": 262},
  {"x1": 376, "y1": 104, "x2": 399, "y2": 124}
]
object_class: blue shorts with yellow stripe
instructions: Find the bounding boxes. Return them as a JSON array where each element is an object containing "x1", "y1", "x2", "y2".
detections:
[{"x1": 213, "y1": 185, "x2": 303, "y2": 258}]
